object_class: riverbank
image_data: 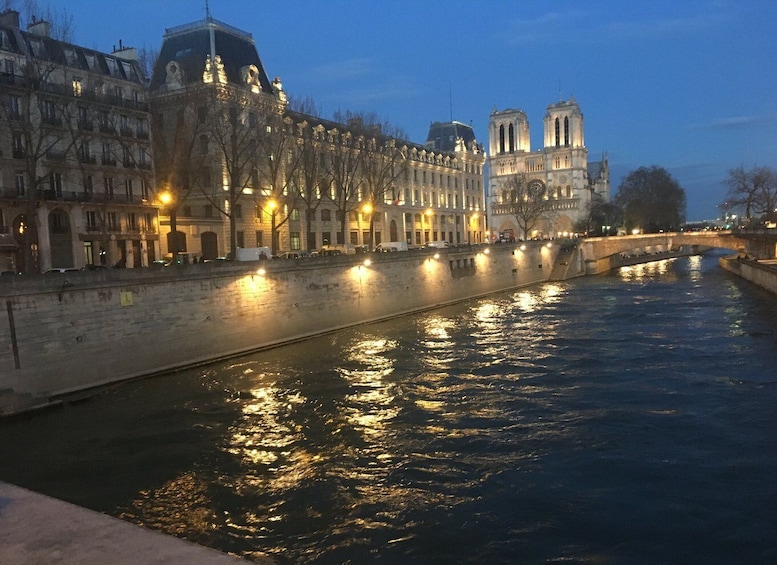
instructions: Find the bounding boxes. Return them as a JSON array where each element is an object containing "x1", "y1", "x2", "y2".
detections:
[
  {"x1": 0, "y1": 481, "x2": 270, "y2": 564},
  {"x1": 718, "y1": 254, "x2": 777, "y2": 295},
  {"x1": 1, "y1": 242, "x2": 566, "y2": 416}
]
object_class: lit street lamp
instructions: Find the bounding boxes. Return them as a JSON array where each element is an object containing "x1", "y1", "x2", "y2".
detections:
[
  {"x1": 268, "y1": 198, "x2": 278, "y2": 256},
  {"x1": 158, "y1": 190, "x2": 179, "y2": 265}
]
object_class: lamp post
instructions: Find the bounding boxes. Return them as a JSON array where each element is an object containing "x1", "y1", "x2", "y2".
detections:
[
  {"x1": 268, "y1": 198, "x2": 278, "y2": 256},
  {"x1": 159, "y1": 190, "x2": 178, "y2": 265},
  {"x1": 362, "y1": 202, "x2": 374, "y2": 251}
]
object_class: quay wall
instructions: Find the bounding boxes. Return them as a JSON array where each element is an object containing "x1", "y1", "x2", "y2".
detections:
[
  {"x1": 719, "y1": 255, "x2": 777, "y2": 295},
  {"x1": 0, "y1": 242, "x2": 562, "y2": 415}
]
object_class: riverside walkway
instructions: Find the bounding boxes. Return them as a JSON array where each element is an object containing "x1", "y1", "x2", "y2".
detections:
[{"x1": 0, "y1": 482, "x2": 272, "y2": 564}]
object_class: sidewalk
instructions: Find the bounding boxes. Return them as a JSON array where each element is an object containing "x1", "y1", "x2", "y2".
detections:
[{"x1": 0, "y1": 482, "x2": 273, "y2": 564}]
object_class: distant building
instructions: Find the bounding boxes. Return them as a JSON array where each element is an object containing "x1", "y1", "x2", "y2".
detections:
[
  {"x1": 487, "y1": 98, "x2": 609, "y2": 240},
  {"x1": 149, "y1": 15, "x2": 486, "y2": 259},
  {"x1": 0, "y1": 10, "x2": 157, "y2": 273}
]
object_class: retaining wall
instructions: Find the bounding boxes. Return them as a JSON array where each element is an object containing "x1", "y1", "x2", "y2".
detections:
[
  {"x1": 719, "y1": 255, "x2": 777, "y2": 295},
  {"x1": 1, "y1": 242, "x2": 559, "y2": 415}
]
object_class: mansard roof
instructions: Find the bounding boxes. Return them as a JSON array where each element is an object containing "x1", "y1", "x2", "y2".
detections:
[
  {"x1": 285, "y1": 109, "x2": 466, "y2": 164},
  {"x1": 150, "y1": 16, "x2": 272, "y2": 93},
  {"x1": 424, "y1": 121, "x2": 479, "y2": 152},
  {"x1": 0, "y1": 14, "x2": 145, "y2": 84}
]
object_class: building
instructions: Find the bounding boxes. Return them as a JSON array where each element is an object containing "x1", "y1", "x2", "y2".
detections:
[
  {"x1": 149, "y1": 15, "x2": 486, "y2": 260},
  {"x1": 487, "y1": 98, "x2": 609, "y2": 241},
  {"x1": 0, "y1": 10, "x2": 158, "y2": 273}
]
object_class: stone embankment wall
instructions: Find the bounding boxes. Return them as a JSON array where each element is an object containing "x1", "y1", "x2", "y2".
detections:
[
  {"x1": 719, "y1": 255, "x2": 777, "y2": 295},
  {"x1": 1, "y1": 242, "x2": 563, "y2": 415}
]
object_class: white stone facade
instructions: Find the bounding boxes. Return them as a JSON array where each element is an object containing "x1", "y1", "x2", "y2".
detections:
[{"x1": 487, "y1": 98, "x2": 609, "y2": 240}]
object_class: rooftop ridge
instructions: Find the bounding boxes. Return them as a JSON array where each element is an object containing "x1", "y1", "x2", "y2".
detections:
[{"x1": 164, "y1": 16, "x2": 253, "y2": 43}]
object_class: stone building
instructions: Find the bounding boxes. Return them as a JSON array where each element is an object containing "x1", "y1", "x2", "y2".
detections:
[
  {"x1": 0, "y1": 10, "x2": 157, "y2": 273},
  {"x1": 149, "y1": 15, "x2": 485, "y2": 260},
  {"x1": 487, "y1": 98, "x2": 609, "y2": 240}
]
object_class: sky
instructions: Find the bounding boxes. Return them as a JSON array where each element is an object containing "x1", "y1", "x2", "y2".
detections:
[{"x1": 32, "y1": 0, "x2": 777, "y2": 221}]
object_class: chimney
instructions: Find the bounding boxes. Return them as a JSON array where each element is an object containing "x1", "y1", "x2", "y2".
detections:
[
  {"x1": 113, "y1": 39, "x2": 138, "y2": 61},
  {"x1": 0, "y1": 10, "x2": 21, "y2": 29},
  {"x1": 28, "y1": 18, "x2": 51, "y2": 37}
]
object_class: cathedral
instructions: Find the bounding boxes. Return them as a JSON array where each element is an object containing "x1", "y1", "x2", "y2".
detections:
[{"x1": 486, "y1": 98, "x2": 609, "y2": 240}]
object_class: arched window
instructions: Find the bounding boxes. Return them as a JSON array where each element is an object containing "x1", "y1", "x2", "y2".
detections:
[
  {"x1": 508, "y1": 123, "x2": 515, "y2": 153},
  {"x1": 498, "y1": 124, "x2": 505, "y2": 154},
  {"x1": 554, "y1": 117, "x2": 560, "y2": 147},
  {"x1": 564, "y1": 116, "x2": 570, "y2": 146}
]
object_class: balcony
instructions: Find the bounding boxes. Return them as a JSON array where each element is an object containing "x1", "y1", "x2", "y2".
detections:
[
  {"x1": 123, "y1": 161, "x2": 136, "y2": 169},
  {"x1": 136, "y1": 129, "x2": 149, "y2": 140},
  {"x1": 46, "y1": 149, "x2": 67, "y2": 161},
  {"x1": 78, "y1": 155, "x2": 97, "y2": 164},
  {"x1": 99, "y1": 124, "x2": 115, "y2": 134},
  {"x1": 120, "y1": 127, "x2": 134, "y2": 138},
  {"x1": 101, "y1": 156, "x2": 117, "y2": 166},
  {"x1": 12, "y1": 149, "x2": 26, "y2": 159},
  {"x1": 42, "y1": 116, "x2": 62, "y2": 127}
]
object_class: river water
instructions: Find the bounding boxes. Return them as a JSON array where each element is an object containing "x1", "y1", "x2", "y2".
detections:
[{"x1": 2, "y1": 251, "x2": 777, "y2": 564}]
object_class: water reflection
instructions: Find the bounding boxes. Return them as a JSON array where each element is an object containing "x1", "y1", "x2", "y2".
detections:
[{"x1": 618, "y1": 258, "x2": 678, "y2": 281}]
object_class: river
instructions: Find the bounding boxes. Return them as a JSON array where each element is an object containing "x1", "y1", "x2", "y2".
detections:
[{"x1": 1, "y1": 251, "x2": 776, "y2": 564}]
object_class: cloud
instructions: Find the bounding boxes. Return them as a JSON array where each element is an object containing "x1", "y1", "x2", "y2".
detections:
[
  {"x1": 497, "y1": 9, "x2": 725, "y2": 47},
  {"x1": 685, "y1": 114, "x2": 777, "y2": 131}
]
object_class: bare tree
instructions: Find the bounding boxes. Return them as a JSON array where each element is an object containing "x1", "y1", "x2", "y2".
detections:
[
  {"x1": 201, "y1": 88, "x2": 268, "y2": 258},
  {"x1": 8, "y1": 0, "x2": 76, "y2": 41},
  {"x1": 359, "y1": 137, "x2": 405, "y2": 250},
  {"x1": 253, "y1": 113, "x2": 303, "y2": 255},
  {"x1": 0, "y1": 57, "x2": 75, "y2": 273},
  {"x1": 722, "y1": 165, "x2": 777, "y2": 226},
  {"x1": 292, "y1": 120, "x2": 327, "y2": 251},
  {"x1": 499, "y1": 174, "x2": 550, "y2": 239},
  {"x1": 152, "y1": 87, "x2": 209, "y2": 263},
  {"x1": 324, "y1": 129, "x2": 364, "y2": 245}
]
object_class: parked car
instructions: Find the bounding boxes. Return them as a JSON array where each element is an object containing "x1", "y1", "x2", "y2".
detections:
[
  {"x1": 279, "y1": 251, "x2": 310, "y2": 259},
  {"x1": 375, "y1": 241, "x2": 409, "y2": 252}
]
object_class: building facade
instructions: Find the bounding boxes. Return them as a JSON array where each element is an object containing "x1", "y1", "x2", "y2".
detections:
[
  {"x1": 0, "y1": 10, "x2": 158, "y2": 273},
  {"x1": 149, "y1": 16, "x2": 485, "y2": 261},
  {"x1": 487, "y1": 98, "x2": 609, "y2": 240}
]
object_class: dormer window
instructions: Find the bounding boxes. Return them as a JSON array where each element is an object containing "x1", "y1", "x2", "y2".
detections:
[{"x1": 72, "y1": 78, "x2": 82, "y2": 96}]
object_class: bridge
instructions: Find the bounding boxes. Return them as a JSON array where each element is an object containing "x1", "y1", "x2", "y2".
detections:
[{"x1": 574, "y1": 231, "x2": 751, "y2": 275}]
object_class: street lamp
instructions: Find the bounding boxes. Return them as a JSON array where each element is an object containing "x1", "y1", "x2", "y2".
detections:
[
  {"x1": 158, "y1": 190, "x2": 178, "y2": 265},
  {"x1": 268, "y1": 198, "x2": 278, "y2": 255},
  {"x1": 470, "y1": 212, "x2": 479, "y2": 245},
  {"x1": 362, "y1": 202, "x2": 375, "y2": 251}
]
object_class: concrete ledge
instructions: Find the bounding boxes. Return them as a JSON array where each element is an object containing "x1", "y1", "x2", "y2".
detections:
[{"x1": 0, "y1": 482, "x2": 271, "y2": 564}]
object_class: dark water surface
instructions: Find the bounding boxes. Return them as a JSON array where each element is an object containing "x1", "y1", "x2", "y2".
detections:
[{"x1": 2, "y1": 252, "x2": 777, "y2": 564}]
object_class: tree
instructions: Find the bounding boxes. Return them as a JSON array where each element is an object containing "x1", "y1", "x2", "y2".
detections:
[
  {"x1": 721, "y1": 165, "x2": 777, "y2": 226},
  {"x1": 614, "y1": 166, "x2": 686, "y2": 233},
  {"x1": 5, "y1": 0, "x2": 75, "y2": 41},
  {"x1": 574, "y1": 194, "x2": 623, "y2": 236},
  {"x1": 359, "y1": 137, "x2": 405, "y2": 250},
  {"x1": 499, "y1": 174, "x2": 549, "y2": 239},
  {"x1": 293, "y1": 120, "x2": 327, "y2": 251},
  {"x1": 324, "y1": 129, "x2": 364, "y2": 246},
  {"x1": 254, "y1": 113, "x2": 302, "y2": 255},
  {"x1": 151, "y1": 87, "x2": 209, "y2": 263}
]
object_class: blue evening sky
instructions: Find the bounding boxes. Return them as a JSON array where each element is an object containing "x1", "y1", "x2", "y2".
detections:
[{"x1": 55, "y1": 0, "x2": 777, "y2": 221}]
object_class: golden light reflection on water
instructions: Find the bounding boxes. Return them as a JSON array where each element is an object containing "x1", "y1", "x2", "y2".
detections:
[
  {"x1": 340, "y1": 337, "x2": 400, "y2": 438},
  {"x1": 619, "y1": 258, "x2": 678, "y2": 281}
]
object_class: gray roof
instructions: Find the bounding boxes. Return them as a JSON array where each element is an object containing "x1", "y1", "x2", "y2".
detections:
[
  {"x1": 424, "y1": 121, "x2": 478, "y2": 152},
  {"x1": 150, "y1": 16, "x2": 272, "y2": 93}
]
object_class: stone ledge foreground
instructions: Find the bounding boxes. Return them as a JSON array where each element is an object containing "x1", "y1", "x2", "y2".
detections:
[{"x1": 0, "y1": 482, "x2": 272, "y2": 564}]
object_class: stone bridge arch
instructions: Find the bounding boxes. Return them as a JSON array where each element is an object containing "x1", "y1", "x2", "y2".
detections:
[{"x1": 579, "y1": 231, "x2": 748, "y2": 274}]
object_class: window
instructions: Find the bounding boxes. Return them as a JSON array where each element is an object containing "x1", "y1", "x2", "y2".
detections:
[
  {"x1": 104, "y1": 176, "x2": 114, "y2": 199},
  {"x1": 321, "y1": 209, "x2": 331, "y2": 221},
  {"x1": 508, "y1": 123, "x2": 515, "y2": 153},
  {"x1": 87, "y1": 211, "x2": 98, "y2": 231},
  {"x1": 183, "y1": 206, "x2": 191, "y2": 216},
  {"x1": 234, "y1": 204, "x2": 242, "y2": 219},
  {"x1": 72, "y1": 78, "x2": 82, "y2": 96},
  {"x1": 564, "y1": 116, "x2": 570, "y2": 146},
  {"x1": 127, "y1": 212, "x2": 137, "y2": 230},
  {"x1": 42, "y1": 100, "x2": 57, "y2": 124},
  {"x1": 8, "y1": 95, "x2": 20, "y2": 118},
  {"x1": 107, "y1": 212, "x2": 118, "y2": 231},
  {"x1": 141, "y1": 180, "x2": 150, "y2": 200},
  {"x1": 290, "y1": 209, "x2": 300, "y2": 221},
  {"x1": 290, "y1": 232, "x2": 301, "y2": 250},
  {"x1": 256, "y1": 231, "x2": 264, "y2": 246},
  {"x1": 204, "y1": 205, "x2": 213, "y2": 218},
  {"x1": 499, "y1": 124, "x2": 505, "y2": 154},
  {"x1": 125, "y1": 179, "x2": 133, "y2": 200},
  {"x1": 84, "y1": 175, "x2": 93, "y2": 195},
  {"x1": 78, "y1": 106, "x2": 90, "y2": 129},
  {"x1": 236, "y1": 231, "x2": 244, "y2": 248},
  {"x1": 50, "y1": 172, "x2": 63, "y2": 196},
  {"x1": 15, "y1": 172, "x2": 25, "y2": 196}
]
